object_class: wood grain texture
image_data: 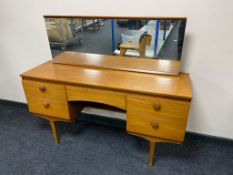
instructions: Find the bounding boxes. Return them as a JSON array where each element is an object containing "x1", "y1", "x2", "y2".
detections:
[
  {"x1": 127, "y1": 131, "x2": 181, "y2": 144},
  {"x1": 25, "y1": 95, "x2": 70, "y2": 119},
  {"x1": 33, "y1": 113, "x2": 74, "y2": 123},
  {"x1": 126, "y1": 95, "x2": 190, "y2": 142},
  {"x1": 120, "y1": 43, "x2": 140, "y2": 50},
  {"x1": 53, "y1": 51, "x2": 181, "y2": 75},
  {"x1": 127, "y1": 95, "x2": 191, "y2": 118},
  {"x1": 44, "y1": 15, "x2": 187, "y2": 21},
  {"x1": 21, "y1": 61, "x2": 192, "y2": 100},
  {"x1": 49, "y1": 120, "x2": 59, "y2": 144},
  {"x1": 148, "y1": 142, "x2": 156, "y2": 166},
  {"x1": 120, "y1": 35, "x2": 151, "y2": 58},
  {"x1": 22, "y1": 80, "x2": 70, "y2": 119},
  {"x1": 66, "y1": 86, "x2": 126, "y2": 110},
  {"x1": 22, "y1": 79, "x2": 67, "y2": 100},
  {"x1": 20, "y1": 56, "x2": 192, "y2": 166}
]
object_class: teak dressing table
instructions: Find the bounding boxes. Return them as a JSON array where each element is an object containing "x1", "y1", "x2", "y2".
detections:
[{"x1": 21, "y1": 52, "x2": 192, "y2": 166}]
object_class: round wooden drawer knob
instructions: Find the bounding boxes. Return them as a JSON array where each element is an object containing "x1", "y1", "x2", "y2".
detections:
[
  {"x1": 153, "y1": 103, "x2": 161, "y2": 111},
  {"x1": 43, "y1": 102, "x2": 50, "y2": 108},
  {"x1": 151, "y1": 120, "x2": 159, "y2": 129},
  {"x1": 39, "y1": 85, "x2": 46, "y2": 92}
]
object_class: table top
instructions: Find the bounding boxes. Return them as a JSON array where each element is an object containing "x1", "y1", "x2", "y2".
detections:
[{"x1": 21, "y1": 60, "x2": 192, "y2": 100}]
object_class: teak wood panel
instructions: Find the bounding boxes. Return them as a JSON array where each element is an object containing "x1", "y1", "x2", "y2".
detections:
[
  {"x1": 66, "y1": 86, "x2": 126, "y2": 110},
  {"x1": 25, "y1": 95, "x2": 70, "y2": 119},
  {"x1": 20, "y1": 61, "x2": 192, "y2": 100},
  {"x1": 22, "y1": 79, "x2": 70, "y2": 119},
  {"x1": 22, "y1": 79, "x2": 67, "y2": 100},
  {"x1": 126, "y1": 95, "x2": 190, "y2": 142},
  {"x1": 20, "y1": 53, "x2": 192, "y2": 166},
  {"x1": 127, "y1": 95, "x2": 190, "y2": 118},
  {"x1": 53, "y1": 51, "x2": 181, "y2": 75},
  {"x1": 44, "y1": 15, "x2": 187, "y2": 21},
  {"x1": 127, "y1": 110, "x2": 187, "y2": 142}
]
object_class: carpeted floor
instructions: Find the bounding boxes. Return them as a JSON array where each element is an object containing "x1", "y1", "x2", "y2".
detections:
[{"x1": 0, "y1": 100, "x2": 232, "y2": 175}]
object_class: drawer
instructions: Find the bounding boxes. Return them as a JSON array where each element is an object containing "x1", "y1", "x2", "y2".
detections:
[
  {"x1": 127, "y1": 95, "x2": 190, "y2": 119},
  {"x1": 26, "y1": 95, "x2": 70, "y2": 119},
  {"x1": 22, "y1": 80, "x2": 66, "y2": 100},
  {"x1": 66, "y1": 86, "x2": 126, "y2": 110},
  {"x1": 126, "y1": 95, "x2": 190, "y2": 142}
]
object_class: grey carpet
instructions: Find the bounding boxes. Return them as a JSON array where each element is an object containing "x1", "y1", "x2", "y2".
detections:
[{"x1": 0, "y1": 101, "x2": 233, "y2": 175}]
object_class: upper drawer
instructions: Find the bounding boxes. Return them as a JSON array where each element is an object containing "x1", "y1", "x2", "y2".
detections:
[
  {"x1": 127, "y1": 95, "x2": 190, "y2": 119},
  {"x1": 22, "y1": 80, "x2": 66, "y2": 100},
  {"x1": 66, "y1": 86, "x2": 126, "y2": 110}
]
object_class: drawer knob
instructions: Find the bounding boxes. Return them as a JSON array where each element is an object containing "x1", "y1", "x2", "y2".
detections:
[
  {"x1": 151, "y1": 120, "x2": 159, "y2": 129},
  {"x1": 153, "y1": 103, "x2": 161, "y2": 111},
  {"x1": 43, "y1": 102, "x2": 50, "y2": 108},
  {"x1": 39, "y1": 85, "x2": 46, "y2": 92}
]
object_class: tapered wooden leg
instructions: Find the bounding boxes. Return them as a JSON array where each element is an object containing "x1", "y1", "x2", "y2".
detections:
[
  {"x1": 49, "y1": 120, "x2": 59, "y2": 144},
  {"x1": 120, "y1": 48, "x2": 127, "y2": 56},
  {"x1": 148, "y1": 141, "x2": 156, "y2": 166}
]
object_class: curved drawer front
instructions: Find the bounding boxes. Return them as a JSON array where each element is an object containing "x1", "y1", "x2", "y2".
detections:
[
  {"x1": 126, "y1": 95, "x2": 190, "y2": 142},
  {"x1": 26, "y1": 96, "x2": 70, "y2": 119},
  {"x1": 66, "y1": 86, "x2": 126, "y2": 110}
]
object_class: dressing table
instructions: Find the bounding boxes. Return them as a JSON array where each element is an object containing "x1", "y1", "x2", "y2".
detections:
[{"x1": 21, "y1": 51, "x2": 192, "y2": 166}]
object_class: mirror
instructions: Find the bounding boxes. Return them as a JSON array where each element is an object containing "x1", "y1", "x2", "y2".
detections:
[{"x1": 44, "y1": 16, "x2": 187, "y2": 75}]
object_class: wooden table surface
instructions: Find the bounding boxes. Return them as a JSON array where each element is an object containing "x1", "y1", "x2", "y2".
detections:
[{"x1": 21, "y1": 61, "x2": 192, "y2": 100}]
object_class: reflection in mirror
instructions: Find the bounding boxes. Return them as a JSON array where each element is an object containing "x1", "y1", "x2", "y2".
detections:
[{"x1": 44, "y1": 17, "x2": 186, "y2": 61}]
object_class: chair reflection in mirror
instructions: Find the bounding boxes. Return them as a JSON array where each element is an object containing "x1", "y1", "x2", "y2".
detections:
[{"x1": 119, "y1": 30, "x2": 152, "y2": 58}]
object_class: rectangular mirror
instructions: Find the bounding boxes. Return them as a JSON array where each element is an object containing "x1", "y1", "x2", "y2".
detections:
[{"x1": 44, "y1": 16, "x2": 187, "y2": 75}]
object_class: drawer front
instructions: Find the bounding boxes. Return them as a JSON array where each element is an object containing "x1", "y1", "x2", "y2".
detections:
[
  {"x1": 26, "y1": 96, "x2": 70, "y2": 119},
  {"x1": 127, "y1": 95, "x2": 190, "y2": 119},
  {"x1": 126, "y1": 95, "x2": 190, "y2": 142},
  {"x1": 22, "y1": 79, "x2": 70, "y2": 119},
  {"x1": 66, "y1": 86, "x2": 126, "y2": 110},
  {"x1": 22, "y1": 80, "x2": 66, "y2": 100}
]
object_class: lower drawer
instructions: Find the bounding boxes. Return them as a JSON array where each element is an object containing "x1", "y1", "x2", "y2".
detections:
[
  {"x1": 26, "y1": 96, "x2": 70, "y2": 120},
  {"x1": 126, "y1": 95, "x2": 190, "y2": 142},
  {"x1": 127, "y1": 110, "x2": 187, "y2": 142}
]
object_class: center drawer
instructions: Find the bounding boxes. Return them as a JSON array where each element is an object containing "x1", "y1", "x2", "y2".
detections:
[
  {"x1": 66, "y1": 86, "x2": 126, "y2": 110},
  {"x1": 126, "y1": 95, "x2": 190, "y2": 142}
]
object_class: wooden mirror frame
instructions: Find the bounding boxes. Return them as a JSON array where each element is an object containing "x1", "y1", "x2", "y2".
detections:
[{"x1": 44, "y1": 15, "x2": 187, "y2": 75}]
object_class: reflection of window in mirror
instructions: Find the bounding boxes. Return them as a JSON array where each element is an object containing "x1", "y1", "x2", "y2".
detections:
[{"x1": 44, "y1": 17, "x2": 186, "y2": 62}]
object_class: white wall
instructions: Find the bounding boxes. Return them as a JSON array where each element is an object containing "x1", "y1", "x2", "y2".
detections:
[{"x1": 0, "y1": 0, "x2": 233, "y2": 139}]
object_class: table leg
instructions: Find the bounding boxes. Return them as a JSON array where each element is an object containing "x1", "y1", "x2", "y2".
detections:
[
  {"x1": 120, "y1": 48, "x2": 127, "y2": 56},
  {"x1": 148, "y1": 141, "x2": 156, "y2": 166},
  {"x1": 49, "y1": 120, "x2": 59, "y2": 144}
]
